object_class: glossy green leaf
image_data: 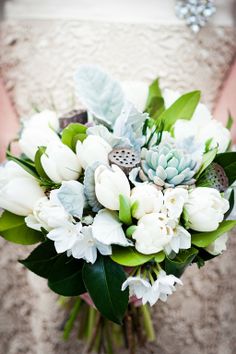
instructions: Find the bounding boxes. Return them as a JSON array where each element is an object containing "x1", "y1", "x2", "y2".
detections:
[
  {"x1": 158, "y1": 91, "x2": 201, "y2": 131},
  {"x1": 34, "y1": 146, "x2": 49, "y2": 180},
  {"x1": 111, "y1": 246, "x2": 155, "y2": 267},
  {"x1": 61, "y1": 123, "x2": 87, "y2": 151},
  {"x1": 195, "y1": 147, "x2": 218, "y2": 180},
  {"x1": 154, "y1": 251, "x2": 165, "y2": 263},
  {"x1": 0, "y1": 211, "x2": 44, "y2": 245},
  {"x1": 48, "y1": 254, "x2": 86, "y2": 296},
  {"x1": 119, "y1": 194, "x2": 132, "y2": 225},
  {"x1": 83, "y1": 255, "x2": 128, "y2": 325},
  {"x1": 145, "y1": 78, "x2": 165, "y2": 119},
  {"x1": 165, "y1": 247, "x2": 198, "y2": 277},
  {"x1": 20, "y1": 240, "x2": 59, "y2": 278},
  {"x1": 224, "y1": 190, "x2": 235, "y2": 220},
  {"x1": 214, "y1": 152, "x2": 236, "y2": 185},
  {"x1": 145, "y1": 78, "x2": 163, "y2": 109},
  {"x1": 191, "y1": 220, "x2": 236, "y2": 248}
]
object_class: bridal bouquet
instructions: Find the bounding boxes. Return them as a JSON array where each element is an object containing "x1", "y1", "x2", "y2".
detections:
[{"x1": 0, "y1": 65, "x2": 235, "y2": 354}]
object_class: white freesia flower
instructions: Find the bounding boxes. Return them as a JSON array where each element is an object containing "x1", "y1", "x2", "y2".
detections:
[
  {"x1": 95, "y1": 164, "x2": 130, "y2": 210},
  {"x1": 164, "y1": 225, "x2": 191, "y2": 255},
  {"x1": 122, "y1": 271, "x2": 182, "y2": 306},
  {"x1": 0, "y1": 161, "x2": 45, "y2": 216},
  {"x1": 92, "y1": 209, "x2": 130, "y2": 246},
  {"x1": 121, "y1": 81, "x2": 148, "y2": 112},
  {"x1": 41, "y1": 142, "x2": 82, "y2": 183},
  {"x1": 163, "y1": 188, "x2": 188, "y2": 220},
  {"x1": 163, "y1": 89, "x2": 230, "y2": 153},
  {"x1": 76, "y1": 135, "x2": 112, "y2": 169},
  {"x1": 132, "y1": 213, "x2": 173, "y2": 254},
  {"x1": 205, "y1": 233, "x2": 228, "y2": 256},
  {"x1": 25, "y1": 190, "x2": 73, "y2": 232},
  {"x1": 184, "y1": 187, "x2": 229, "y2": 232},
  {"x1": 47, "y1": 222, "x2": 82, "y2": 253},
  {"x1": 121, "y1": 276, "x2": 151, "y2": 299},
  {"x1": 130, "y1": 184, "x2": 163, "y2": 219},
  {"x1": 19, "y1": 110, "x2": 60, "y2": 160},
  {"x1": 70, "y1": 226, "x2": 112, "y2": 264}
]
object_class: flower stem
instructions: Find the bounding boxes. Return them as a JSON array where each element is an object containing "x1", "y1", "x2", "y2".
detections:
[
  {"x1": 63, "y1": 297, "x2": 82, "y2": 340},
  {"x1": 141, "y1": 305, "x2": 156, "y2": 342}
]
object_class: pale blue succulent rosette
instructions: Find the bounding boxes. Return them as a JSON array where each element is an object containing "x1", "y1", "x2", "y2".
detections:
[{"x1": 0, "y1": 65, "x2": 235, "y2": 354}]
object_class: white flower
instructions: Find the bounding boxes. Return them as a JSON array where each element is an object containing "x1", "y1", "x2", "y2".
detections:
[
  {"x1": 163, "y1": 188, "x2": 188, "y2": 220},
  {"x1": 25, "y1": 190, "x2": 73, "y2": 231},
  {"x1": 122, "y1": 271, "x2": 182, "y2": 306},
  {"x1": 95, "y1": 164, "x2": 130, "y2": 210},
  {"x1": 205, "y1": 233, "x2": 228, "y2": 256},
  {"x1": 70, "y1": 226, "x2": 112, "y2": 264},
  {"x1": 147, "y1": 270, "x2": 182, "y2": 304},
  {"x1": 41, "y1": 142, "x2": 82, "y2": 183},
  {"x1": 163, "y1": 89, "x2": 231, "y2": 153},
  {"x1": 132, "y1": 213, "x2": 173, "y2": 255},
  {"x1": 92, "y1": 209, "x2": 130, "y2": 247},
  {"x1": 121, "y1": 81, "x2": 148, "y2": 112},
  {"x1": 19, "y1": 110, "x2": 60, "y2": 160},
  {"x1": 164, "y1": 225, "x2": 191, "y2": 255},
  {"x1": 184, "y1": 187, "x2": 229, "y2": 232},
  {"x1": 121, "y1": 276, "x2": 151, "y2": 299},
  {"x1": 47, "y1": 221, "x2": 82, "y2": 253},
  {"x1": 130, "y1": 184, "x2": 163, "y2": 219},
  {"x1": 0, "y1": 161, "x2": 45, "y2": 216},
  {"x1": 76, "y1": 135, "x2": 112, "y2": 169}
]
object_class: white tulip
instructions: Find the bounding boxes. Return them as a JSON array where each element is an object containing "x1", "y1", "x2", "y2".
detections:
[
  {"x1": 94, "y1": 164, "x2": 130, "y2": 210},
  {"x1": 121, "y1": 81, "x2": 149, "y2": 112},
  {"x1": 163, "y1": 188, "x2": 188, "y2": 220},
  {"x1": 76, "y1": 135, "x2": 112, "y2": 169},
  {"x1": 205, "y1": 233, "x2": 228, "y2": 256},
  {"x1": 19, "y1": 110, "x2": 60, "y2": 160},
  {"x1": 130, "y1": 184, "x2": 163, "y2": 219},
  {"x1": 185, "y1": 187, "x2": 229, "y2": 232},
  {"x1": 41, "y1": 142, "x2": 82, "y2": 183},
  {"x1": 132, "y1": 213, "x2": 173, "y2": 255},
  {"x1": 0, "y1": 161, "x2": 45, "y2": 216},
  {"x1": 25, "y1": 190, "x2": 73, "y2": 232}
]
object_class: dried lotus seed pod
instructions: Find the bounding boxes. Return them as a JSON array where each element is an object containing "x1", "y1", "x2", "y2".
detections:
[
  {"x1": 201, "y1": 162, "x2": 229, "y2": 192},
  {"x1": 108, "y1": 148, "x2": 140, "y2": 175},
  {"x1": 59, "y1": 109, "x2": 87, "y2": 129}
]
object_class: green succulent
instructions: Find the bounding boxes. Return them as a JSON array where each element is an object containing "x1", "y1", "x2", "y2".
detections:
[{"x1": 139, "y1": 143, "x2": 198, "y2": 187}]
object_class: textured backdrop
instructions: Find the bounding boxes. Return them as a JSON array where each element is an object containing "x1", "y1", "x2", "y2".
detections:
[{"x1": 0, "y1": 19, "x2": 236, "y2": 354}]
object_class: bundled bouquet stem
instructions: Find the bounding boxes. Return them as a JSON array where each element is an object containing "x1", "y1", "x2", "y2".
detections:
[{"x1": 0, "y1": 65, "x2": 235, "y2": 353}]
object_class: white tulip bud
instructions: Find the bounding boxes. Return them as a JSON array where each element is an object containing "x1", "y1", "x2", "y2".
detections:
[
  {"x1": 132, "y1": 213, "x2": 173, "y2": 254},
  {"x1": 76, "y1": 135, "x2": 112, "y2": 169},
  {"x1": 19, "y1": 110, "x2": 60, "y2": 160},
  {"x1": 94, "y1": 164, "x2": 130, "y2": 210},
  {"x1": 205, "y1": 233, "x2": 228, "y2": 256},
  {"x1": 130, "y1": 184, "x2": 163, "y2": 219},
  {"x1": 41, "y1": 142, "x2": 82, "y2": 183},
  {"x1": 0, "y1": 161, "x2": 45, "y2": 216},
  {"x1": 185, "y1": 187, "x2": 229, "y2": 232}
]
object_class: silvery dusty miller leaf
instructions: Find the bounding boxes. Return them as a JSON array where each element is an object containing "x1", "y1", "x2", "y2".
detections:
[
  {"x1": 84, "y1": 162, "x2": 103, "y2": 213},
  {"x1": 57, "y1": 181, "x2": 85, "y2": 218},
  {"x1": 74, "y1": 65, "x2": 125, "y2": 127},
  {"x1": 87, "y1": 125, "x2": 132, "y2": 149}
]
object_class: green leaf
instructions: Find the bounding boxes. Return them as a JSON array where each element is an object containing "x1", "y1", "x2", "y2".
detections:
[
  {"x1": 119, "y1": 195, "x2": 132, "y2": 225},
  {"x1": 191, "y1": 220, "x2": 236, "y2": 248},
  {"x1": 20, "y1": 240, "x2": 60, "y2": 278},
  {"x1": 165, "y1": 247, "x2": 198, "y2": 278},
  {"x1": 48, "y1": 254, "x2": 86, "y2": 296},
  {"x1": 226, "y1": 113, "x2": 233, "y2": 130},
  {"x1": 154, "y1": 251, "x2": 165, "y2": 263},
  {"x1": 0, "y1": 211, "x2": 44, "y2": 245},
  {"x1": 158, "y1": 91, "x2": 201, "y2": 131},
  {"x1": 83, "y1": 255, "x2": 128, "y2": 324},
  {"x1": 125, "y1": 225, "x2": 137, "y2": 238},
  {"x1": 224, "y1": 190, "x2": 235, "y2": 220},
  {"x1": 111, "y1": 246, "x2": 155, "y2": 267},
  {"x1": 61, "y1": 123, "x2": 87, "y2": 151},
  {"x1": 195, "y1": 147, "x2": 218, "y2": 179},
  {"x1": 34, "y1": 146, "x2": 49, "y2": 180},
  {"x1": 145, "y1": 78, "x2": 165, "y2": 119},
  {"x1": 6, "y1": 151, "x2": 39, "y2": 179},
  {"x1": 214, "y1": 152, "x2": 236, "y2": 185}
]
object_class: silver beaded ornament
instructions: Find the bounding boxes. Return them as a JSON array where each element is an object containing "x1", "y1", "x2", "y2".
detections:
[{"x1": 175, "y1": 0, "x2": 216, "y2": 33}]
